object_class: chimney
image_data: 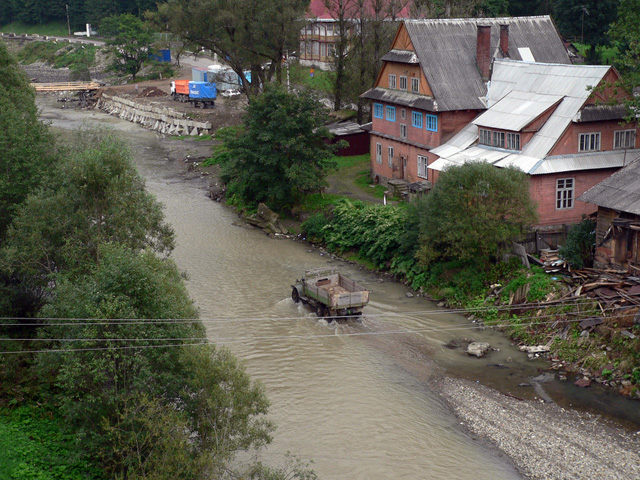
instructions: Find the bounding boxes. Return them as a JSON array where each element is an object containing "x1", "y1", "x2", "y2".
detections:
[
  {"x1": 476, "y1": 25, "x2": 491, "y2": 81},
  {"x1": 500, "y1": 24, "x2": 509, "y2": 58}
]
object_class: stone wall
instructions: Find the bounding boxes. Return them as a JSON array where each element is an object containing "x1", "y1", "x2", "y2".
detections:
[{"x1": 96, "y1": 94, "x2": 212, "y2": 136}]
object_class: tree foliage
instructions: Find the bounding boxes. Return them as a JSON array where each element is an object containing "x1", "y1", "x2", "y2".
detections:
[
  {"x1": 413, "y1": 162, "x2": 538, "y2": 266},
  {"x1": 217, "y1": 85, "x2": 340, "y2": 211},
  {"x1": 100, "y1": 13, "x2": 154, "y2": 80},
  {"x1": 0, "y1": 41, "x2": 55, "y2": 241},
  {"x1": 559, "y1": 218, "x2": 595, "y2": 269},
  {"x1": 411, "y1": 0, "x2": 508, "y2": 17},
  {"x1": 148, "y1": 0, "x2": 306, "y2": 98}
]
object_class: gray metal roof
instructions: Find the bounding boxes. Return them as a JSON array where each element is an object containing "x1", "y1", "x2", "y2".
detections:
[
  {"x1": 432, "y1": 60, "x2": 613, "y2": 175},
  {"x1": 473, "y1": 91, "x2": 563, "y2": 131},
  {"x1": 327, "y1": 121, "x2": 367, "y2": 136},
  {"x1": 579, "y1": 156, "x2": 640, "y2": 214},
  {"x1": 403, "y1": 16, "x2": 571, "y2": 112},
  {"x1": 575, "y1": 104, "x2": 629, "y2": 122},
  {"x1": 380, "y1": 49, "x2": 419, "y2": 64},
  {"x1": 361, "y1": 87, "x2": 436, "y2": 111}
]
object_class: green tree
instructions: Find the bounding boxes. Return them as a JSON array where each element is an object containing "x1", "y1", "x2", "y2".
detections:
[
  {"x1": 0, "y1": 41, "x2": 55, "y2": 240},
  {"x1": 35, "y1": 244, "x2": 272, "y2": 478},
  {"x1": 100, "y1": 13, "x2": 154, "y2": 80},
  {"x1": 553, "y1": 0, "x2": 618, "y2": 62},
  {"x1": 217, "y1": 85, "x2": 340, "y2": 211},
  {"x1": 147, "y1": 0, "x2": 306, "y2": 99},
  {"x1": 559, "y1": 218, "x2": 595, "y2": 269},
  {"x1": 413, "y1": 162, "x2": 538, "y2": 266},
  {"x1": 608, "y1": 0, "x2": 640, "y2": 119}
]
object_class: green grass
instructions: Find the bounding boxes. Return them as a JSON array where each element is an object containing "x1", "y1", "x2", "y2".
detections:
[
  {"x1": 300, "y1": 192, "x2": 344, "y2": 212},
  {"x1": 331, "y1": 153, "x2": 369, "y2": 170},
  {"x1": 354, "y1": 170, "x2": 387, "y2": 198},
  {"x1": 16, "y1": 41, "x2": 98, "y2": 73},
  {"x1": 1, "y1": 22, "x2": 70, "y2": 37},
  {"x1": 289, "y1": 63, "x2": 335, "y2": 95},
  {"x1": 0, "y1": 406, "x2": 104, "y2": 479}
]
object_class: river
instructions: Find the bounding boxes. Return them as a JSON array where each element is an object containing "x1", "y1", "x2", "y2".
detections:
[{"x1": 38, "y1": 97, "x2": 638, "y2": 479}]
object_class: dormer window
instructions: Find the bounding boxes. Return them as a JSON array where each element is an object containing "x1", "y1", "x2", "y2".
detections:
[
  {"x1": 579, "y1": 132, "x2": 600, "y2": 152},
  {"x1": 389, "y1": 74, "x2": 397, "y2": 89},
  {"x1": 507, "y1": 133, "x2": 520, "y2": 150},
  {"x1": 479, "y1": 128, "x2": 520, "y2": 150},
  {"x1": 411, "y1": 77, "x2": 419, "y2": 93},
  {"x1": 399, "y1": 76, "x2": 408, "y2": 90},
  {"x1": 614, "y1": 130, "x2": 636, "y2": 149}
]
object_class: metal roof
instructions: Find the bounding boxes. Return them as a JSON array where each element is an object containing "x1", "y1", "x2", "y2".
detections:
[
  {"x1": 575, "y1": 104, "x2": 629, "y2": 122},
  {"x1": 380, "y1": 49, "x2": 419, "y2": 64},
  {"x1": 327, "y1": 121, "x2": 367, "y2": 136},
  {"x1": 403, "y1": 16, "x2": 571, "y2": 112},
  {"x1": 360, "y1": 87, "x2": 436, "y2": 111},
  {"x1": 529, "y1": 149, "x2": 640, "y2": 175},
  {"x1": 432, "y1": 60, "x2": 613, "y2": 175},
  {"x1": 472, "y1": 91, "x2": 563, "y2": 131},
  {"x1": 579, "y1": 156, "x2": 640, "y2": 214}
]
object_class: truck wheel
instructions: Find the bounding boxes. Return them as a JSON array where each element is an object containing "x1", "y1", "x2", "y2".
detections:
[
  {"x1": 291, "y1": 288, "x2": 300, "y2": 303},
  {"x1": 316, "y1": 304, "x2": 325, "y2": 317}
]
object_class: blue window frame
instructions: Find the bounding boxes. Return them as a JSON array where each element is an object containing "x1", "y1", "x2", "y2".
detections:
[
  {"x1": 373, "y1": 103, "x2": 383, "y2": 119},
  {"x1": 411, "y1": 111, "x2": 423, "y2": 128},
  {"x1": 386, "y1": 106, "x2": 396, "y2": 122},
  {"x1": 425, "y1": 114, "x2": 437, "y2": 132}
]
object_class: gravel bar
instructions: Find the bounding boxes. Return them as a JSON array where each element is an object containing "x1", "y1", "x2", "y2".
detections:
[{"x1": 436, "y1": 377, "x2": 640, "y2": 479}]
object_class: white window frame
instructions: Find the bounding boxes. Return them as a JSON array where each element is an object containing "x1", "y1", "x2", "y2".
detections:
[
  {"x1": 579, "y1": 132, "x2": 601, "y2": 152},
  {"x1": 506, "y1": 132, "x2": 520, "y2": 150},
  {"x1": 417, "y1": 155, "x2": 428, "y2": 179},
  {"x1": 411, "y1": 77, "x2": 419, "y2": 93},
  {"x1": 399, "y1": 76, "x2": 408, "y2": 90},
  {"x1": 389, "y1": 74, "x2": 397, "y2": 89},
  {"x1": 479, "y1": 128, "x2": 491, "y2": 145},
  {"x1": 375, "y1": 142, "x2": 382, "y2": 164},
  {"x1": 556, "y1": 178, "x2": 574, "y2": 210},
  {"x1": 492, "y1": 131, "x2": 505, "y2": 148},
  {"x1": 614, "y1": 129, "x2": 636, "y2": 149},
  {"x1": 400, "y1": 108, "x2": 406, "y2": 120},
  {"x1": 387, "y1": 146, "x2": 394, "y2": 167},
  {"x1": 400, "y1": 124, "x2": 407, "y2": 139}
]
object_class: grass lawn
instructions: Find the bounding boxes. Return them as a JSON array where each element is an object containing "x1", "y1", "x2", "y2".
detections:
[
  {"x1": 288, "y1": 63, "x2": 335, "y2": 95},
  {"x1": 1, "y1": 22, "x2": 70, "y2": 37}
]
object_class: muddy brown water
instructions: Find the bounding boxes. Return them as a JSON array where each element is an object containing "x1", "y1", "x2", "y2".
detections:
[{"x1": 38, "y1": 97, "x2": 639, "y2": 479}]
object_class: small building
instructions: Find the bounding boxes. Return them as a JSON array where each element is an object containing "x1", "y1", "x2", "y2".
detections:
[
  {"x1": 578, "y1": 157, "x2": 640, "y2": 272},
  {"x1": 327, "y1": 121, "x2": 370, "y2": 156}
]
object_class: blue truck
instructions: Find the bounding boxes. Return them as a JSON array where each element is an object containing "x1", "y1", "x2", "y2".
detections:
[{"x1": 170, "y1": 80, "x2": 217, "y2": 109}]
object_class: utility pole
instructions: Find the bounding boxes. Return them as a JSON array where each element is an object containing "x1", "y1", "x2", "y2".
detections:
[{"x1": 66, "y1": 4, "x2": 71, "y2": 36}]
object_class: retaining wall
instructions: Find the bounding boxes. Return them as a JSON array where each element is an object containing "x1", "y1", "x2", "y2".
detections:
[{"x1": 96, "y1": 94, "x2": 212, "y2": 136}]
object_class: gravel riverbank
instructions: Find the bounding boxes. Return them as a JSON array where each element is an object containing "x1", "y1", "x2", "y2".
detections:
[{"x1": 436, "y1": 377, "x2": 640, "y2": 480}]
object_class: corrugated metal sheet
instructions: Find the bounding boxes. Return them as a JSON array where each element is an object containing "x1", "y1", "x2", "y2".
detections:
[
  {"x1": 575, "y1": 104, "x2": 628, "y2": 122},
  {"x1": 360, "y1": 87, "x2": 435, "y2": 111},
  {"x1": 530, "y1": 149, "x2": 640, "y2": 175},
  {"x1": 404, "y1": 16, "x2": 571, "y2": 112},
  {"x1": 579, "y1": 157, "x2": 640, "y2": 214},
  {"x1": 431, "y1": 122, "x2": 479, "y2": 156},
  {"x1": 380, "y1": 49, "x2": 419, "y2": 64},
  {"x1": 473, "y1": 91, "x2": 563, "y2": 131}
]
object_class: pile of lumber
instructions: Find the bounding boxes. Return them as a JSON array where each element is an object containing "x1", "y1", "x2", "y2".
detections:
[
  {"x1": 565, "y1": 268, "x2": 640, "y2": 306},
  {"x1": 31, "y1": 82, "x2": 101, "y2": 92}
]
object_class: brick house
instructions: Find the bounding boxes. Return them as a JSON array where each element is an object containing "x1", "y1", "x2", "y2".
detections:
[
  {"x1": 578, "y1": 158, "x2": 640, "y2": 271},
  {"x1": 430, "y1": 59, "x2": 640, "y2": 229},
  {"x1": 299, "y1": 0, "x2": 411, "y2": 69},
  {"x1": 360, "y1": 16, "x2": 572, "y2": 190}
]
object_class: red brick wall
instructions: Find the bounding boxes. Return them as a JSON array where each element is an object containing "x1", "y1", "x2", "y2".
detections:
[
  {"x1": 370, "y1": 134, "x2": 438, "y2": 184},
  {"x1": 440, "y1": 110, "x2": 478, "y2": 143},
  {"x1": 529, "y1": 169, "x2": 617, "y2": 226},
  {"x1": 551, "y1": 120, "x2": 639, "y2": 155}
]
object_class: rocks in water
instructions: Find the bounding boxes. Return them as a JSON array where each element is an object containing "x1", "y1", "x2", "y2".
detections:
[
  {"x1": 574, "y1": 377, "x2": 592, "y2": 388},
  {"x1": 466, "y1": 342, "x2": 491, "y2": 358},
  {"x1": 242, "y1": 203, "x2": 288, "y2": 235}
]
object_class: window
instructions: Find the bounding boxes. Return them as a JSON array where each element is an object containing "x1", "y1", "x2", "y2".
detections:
[
  {"x1": 506, "y1": 132, "x2": 520, "y2": 150},
  {"x1": 321, "y1": 43, "x2": 326, "y2": 57},
  {"x1": 479, "y1": 128, "x2": 491, "y2": 145},
  {"x1": 400, "y1": 108, "x2": 406, "y2": 120},
  {"x1": 425, "y1": 114, "x2": 437, "y2": 132},
  {"x1": 493, "y1": 131, "x2": 505, "y2": 148},
  {"x1": 614, "y1": 130, "x2": 636, "y2": 149},
  {"x1": 389, "y1": 74, "x2": 397, "y2": 89},
  {"x1": 399, "y1": 76, "x2": 408, "y2": 90},
  {"x1": 411, "y1": 77, "x2": 419, "y2": 93},
  {"x1": 373, "y1": 103, "x2": 383, "y2": 119},
  {"x1": 418, "y1": 155, "x2": 428, "y2": 179},
  {"x1": 376, "y1": 143, "x2": 382, "y2": 164},
  {"x1": 386, "y1": 106, "x2": 396, "y2": 122},
  {"x1": 327, "y1": 44, "x2": 334, "y2": 57},
  {"x1": 412, "y1": 111, "x2": 423, "y2": 128},
  {"x1": 579, "y1": 132, "x2": 601, "y2": 152},
  {"x1": 400, "y1": 124, "x2": 407, "y2": 139},
  {"x1": 388, "y1": 146, "x2": 394, "y2": 167},
  {"x1": 556, "y1": 178, "x2": 574, "y2": 210}
]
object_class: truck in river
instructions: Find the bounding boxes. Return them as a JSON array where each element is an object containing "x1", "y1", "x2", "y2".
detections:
[{"x1": 292, "y1": 269, "x2": 369, "y2": 318}]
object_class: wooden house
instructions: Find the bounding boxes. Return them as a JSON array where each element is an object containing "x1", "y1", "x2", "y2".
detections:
[
  {"x1": 360, "y1": 16, "x2": 573, "y2": 191},
  {"x1": 578, "y1": 158, "x2": 640, "y2": 272}
]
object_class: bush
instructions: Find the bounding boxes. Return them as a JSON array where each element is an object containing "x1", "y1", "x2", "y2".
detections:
[
  {"x1": 559, "y1": 219, "x2": 595, "y2": 269},
  {"x1": 301, "y1": 213, "x2": 329, "y2": 241}
]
